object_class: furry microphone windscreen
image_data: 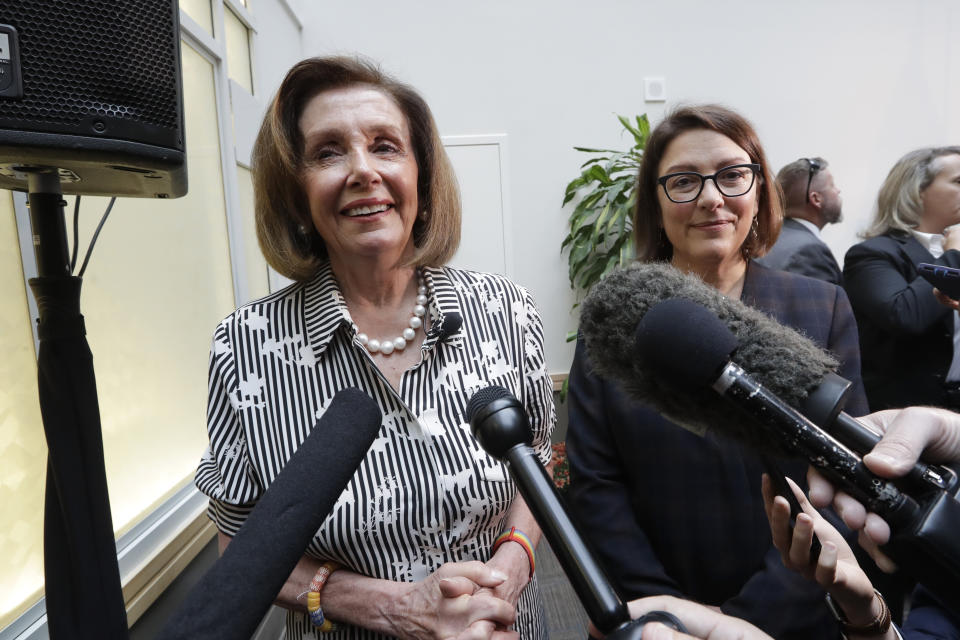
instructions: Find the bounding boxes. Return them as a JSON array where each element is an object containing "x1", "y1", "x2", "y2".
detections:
[
  {"x1": 157, "y1": 388, "x2": 381, "y2": 640},
  {"x1": 579, "y1": 262, "x2": 838, "y2": 454}
]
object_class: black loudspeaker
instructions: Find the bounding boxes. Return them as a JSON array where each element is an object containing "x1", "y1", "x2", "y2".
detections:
[{"x1": 0, "y1": 0, "x2": 186, "y2": 198}]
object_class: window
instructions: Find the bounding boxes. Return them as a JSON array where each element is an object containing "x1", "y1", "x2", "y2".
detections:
[
  {"x1": 180, "y1": 0, "x2": 213, "y2": 34},
  {"x1": 224, "y1": 6, "x2": 253, "y2": 94},
  {"x1": 0, "y1": 0, "x2": 289, "y2": 634},
  {"x1": 0, "y1": 193, "x2": 45, "y2": 631}
]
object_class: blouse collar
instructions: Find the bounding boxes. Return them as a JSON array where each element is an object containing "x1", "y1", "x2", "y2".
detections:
[
  {"x1": 302, "y1": 261, "x2": 464, "y2": 361},
  {"x1": 909, "y1": 229, "x2": 944, "y2": 259}
]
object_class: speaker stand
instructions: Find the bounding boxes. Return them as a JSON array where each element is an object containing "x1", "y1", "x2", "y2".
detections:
[{"x1": 25, "y1": 168, "x2": 129, "y2": 639}]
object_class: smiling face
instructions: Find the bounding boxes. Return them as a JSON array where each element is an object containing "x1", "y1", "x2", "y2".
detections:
[
  {"x1": 299, "y1": 85, "x2": 419, "y2": 268},
  {"x1": 918, "y1": 153, "x2": 960, "y2": 234},
  {"x1": 657, "y1": 128, "x2": 760, "y2": 273}
]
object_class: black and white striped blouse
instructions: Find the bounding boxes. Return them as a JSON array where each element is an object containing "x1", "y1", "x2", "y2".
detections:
[{"x1": 195, "y1": 262, "x2": 555, "y2": 639}]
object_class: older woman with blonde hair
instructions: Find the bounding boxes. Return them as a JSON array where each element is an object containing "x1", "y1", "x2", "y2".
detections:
[
  {"x1": 195, "y1": 56, "x2": 554, "y2": 640},
  {"x1": 844, "y1": 146, "x2": 960, "y2": 410}
]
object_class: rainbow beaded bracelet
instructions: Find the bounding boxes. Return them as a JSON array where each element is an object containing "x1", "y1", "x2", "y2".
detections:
[{"x1": 306, "y1": 561, "x2": 340, "y2": 632}]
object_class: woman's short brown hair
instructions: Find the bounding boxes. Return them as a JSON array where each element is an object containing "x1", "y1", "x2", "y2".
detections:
[
  {"x1": 633, "y1": 104, "x2": 782, "y2": 262},
  {"x1": 253, "y1": 56, "x2": 461, "y2": 281}
]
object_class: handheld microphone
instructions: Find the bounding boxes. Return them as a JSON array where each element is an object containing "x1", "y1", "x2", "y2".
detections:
[
  {"x1": 629, "y1": 296, "x2": 960, "y2": 610},
  {"x1": 579, "y1": 262, "x2": 836, "y2": 452},
  {"x1": 634, "y1": 297, "x2": 919, "y2": 525},
  {"x1": 158, "y1": 388, "x2": 382, "y2": 640},
  {"x1": 580, "y1": 261, "x2": 950, "y2": 494},
  {"x1": 466, "y1": 386, "x2": 649, "y2": 638}
]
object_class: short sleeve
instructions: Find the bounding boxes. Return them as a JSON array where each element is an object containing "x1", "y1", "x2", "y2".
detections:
[
  {"x1": 194, "y1": 320, "x2": 263, "y2": 536},
  {"x1": 518, "y1": 288, "x2": 556, "y2": 467}
]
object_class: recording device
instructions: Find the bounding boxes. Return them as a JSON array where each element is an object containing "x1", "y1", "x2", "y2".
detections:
[
  {"x1": 467, "y1": 386, "x2": 687, "y2": 639},
  {"x1": 158, "y1": 388, "x2": 382, "y2": 640},
  {"x1": 631, "y1": 297, "x2": 960, "y2": 608},
  {"x1": 577, "y1": 261, "x2": 960, "y2": 608},
  {"x1": 918, "y1": 262, "x2": 960, "y2": 300},
  {"x1": 633, "y1": 298, "x2": 922, "y2": 526},
  {"x1": 580, "y1": 262, "x2": 951, "y2": 490}
]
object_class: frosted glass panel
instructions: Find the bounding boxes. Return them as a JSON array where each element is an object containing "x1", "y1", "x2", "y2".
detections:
[
  {"x1": 225, "y1": 7, "x2": 253, "y2": 94},
  {"x1": 179, "y1": 0, "x2": 212, "y2": 34},
  {"x1": 0, "y1": 193, "x2": 45, "y2": 629},
  {"x1": 76, "y1": 42, "x2": 236, "y2": 535}
]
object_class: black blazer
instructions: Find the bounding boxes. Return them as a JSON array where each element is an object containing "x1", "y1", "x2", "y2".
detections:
[
  {"x1": 843, "y1": 232, "x2": 960, "y2": 410},
  {"x1": 756, "y1": 217, "x2": 843, "y2": 285},
  {"x1": 567, "y1": 262, "x2": 868, "y2": 640}
]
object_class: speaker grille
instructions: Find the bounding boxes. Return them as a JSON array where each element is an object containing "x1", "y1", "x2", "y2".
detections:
[{"x1": 1, "y1": 0, "x2": 182, "y2": 146}]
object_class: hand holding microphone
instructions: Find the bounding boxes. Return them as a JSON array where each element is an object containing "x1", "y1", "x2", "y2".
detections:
[
  {"x1": 579, "y1": 262, "x2": 960, "y2": 610},
  {"x1": 807, "y1": 406, "x2": 960, "y2": 572},
  {"x1": 624, "y1": 597, "x2": 773, "y2": 640}
]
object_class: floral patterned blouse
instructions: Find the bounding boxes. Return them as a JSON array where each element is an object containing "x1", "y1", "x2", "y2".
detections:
[{"x1": 195, "y1": 261, "x2": 555, "y2": 639}]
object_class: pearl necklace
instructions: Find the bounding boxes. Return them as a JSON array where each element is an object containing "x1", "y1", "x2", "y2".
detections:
[{"x1": 355, "y1": 275, "x2": 427, "y2": 356}]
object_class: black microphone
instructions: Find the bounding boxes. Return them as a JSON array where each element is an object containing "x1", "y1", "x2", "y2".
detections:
[
  {"x1": 634, "y1": 297, "x2": 919, "y2": 526},
  {"x1": 629, "y1": 296, "x2": 960, "y2": 610},
  {"x1": 467, "y1": 386, "x2": 643, "y2": 637},
  {"x1": 440, "y1": 312, "x2": 463, "y2": 342},
  {"x1": 437, "y1": 312, "x2": 463, "y2": 342},
  {"x1": 580, "y1": 261, "x2": 951, "y2": 494},
  {"x1": 158, "y1": 388, "x2": 381, "y2": 640}
]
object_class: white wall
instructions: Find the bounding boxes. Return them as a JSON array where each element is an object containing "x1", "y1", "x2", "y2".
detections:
[
  {"x1": 286, "y1": 0, "x2": 959, "y2": 375},
  {"x1": 251, "y1": 0, "x2": 304, "y2": 112}
]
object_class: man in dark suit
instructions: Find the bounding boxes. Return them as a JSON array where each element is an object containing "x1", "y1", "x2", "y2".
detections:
[{"x1": 757, "y1": 157, "x2": 844, "y2": 285}]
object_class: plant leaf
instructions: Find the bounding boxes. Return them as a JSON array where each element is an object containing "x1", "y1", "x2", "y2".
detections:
[
  {"x1": 562, "y1": 113, "x2": 647, "y2": 298},
  {"x1": 586, "y1": 164, "x2": 612, "y2": 186},
  {"x1": 574, "y1": 146, "x2": 621, "y2": 153},
  {"x1": 590, "y1": 202, "x2": 612, "y2": 244},
  {"x1": 636, "y1": 114, "x2": 651, "y2": 146},
  {"x1": 579, "y1": 156, "x2": 608, "y2": 169},
  {"x1": 617, "y1": 114, "x2": 645, "y2": 147}
]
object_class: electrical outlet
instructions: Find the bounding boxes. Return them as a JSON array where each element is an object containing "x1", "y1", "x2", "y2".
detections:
[{"x1": 643, "y1": 76, "x2": 666, "y2": 102}]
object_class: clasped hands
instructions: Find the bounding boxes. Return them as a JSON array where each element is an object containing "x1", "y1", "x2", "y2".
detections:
[{"x1": 393, "y1": 544, "x2": 529, "y2": 640}]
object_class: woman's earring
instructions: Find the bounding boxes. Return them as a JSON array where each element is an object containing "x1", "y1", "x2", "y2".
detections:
[{"x1": 742, "y1": 216, "x2": 759, "y2": 259}]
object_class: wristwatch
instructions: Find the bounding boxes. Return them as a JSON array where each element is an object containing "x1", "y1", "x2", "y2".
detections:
[{"x1": 825, "y1": 590, "x2": 892, "y2": 638}]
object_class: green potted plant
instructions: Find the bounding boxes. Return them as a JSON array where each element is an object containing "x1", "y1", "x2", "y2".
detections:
[
  {"x1": 554, "y1": 114, "x2": 649, "y2": 465},
  {"x1": 561, "y1": 113, "x2": 649, "y2": 343}
]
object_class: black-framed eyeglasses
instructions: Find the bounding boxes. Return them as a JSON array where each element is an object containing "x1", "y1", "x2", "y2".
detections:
[
  {"x1": 657, "y1": 163, "x2": 761, "y2": 204},
  {"x1": 803, "y1": 157, "x2": 823, "y2": 203}
]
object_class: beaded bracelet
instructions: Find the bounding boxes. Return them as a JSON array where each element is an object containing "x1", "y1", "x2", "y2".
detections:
[
  {"x1": 306, "y1": 561, "x2": 340, "y2": 632},
  {"x1": 492, "y1": 527, "x2": 535, "y2": 579}
]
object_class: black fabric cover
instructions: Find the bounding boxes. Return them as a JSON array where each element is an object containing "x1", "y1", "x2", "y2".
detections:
[
  {"x1": 157, "y1": 388, "x2": 381, "y2": 640},
  {"x1": 634, "y1": 297, "x2": 737, "y2": 390},
  {"x1": 30, "y1": 275, "x2": 129, "y2": 640}
]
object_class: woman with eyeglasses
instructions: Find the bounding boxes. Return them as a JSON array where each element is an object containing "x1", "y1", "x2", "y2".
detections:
[
  {"x1": 566, "y1": 104, "x2": 869, "y2": 639},
  {"x1": 843, "y1": 147, "x2": 960, "y2": 412}
]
